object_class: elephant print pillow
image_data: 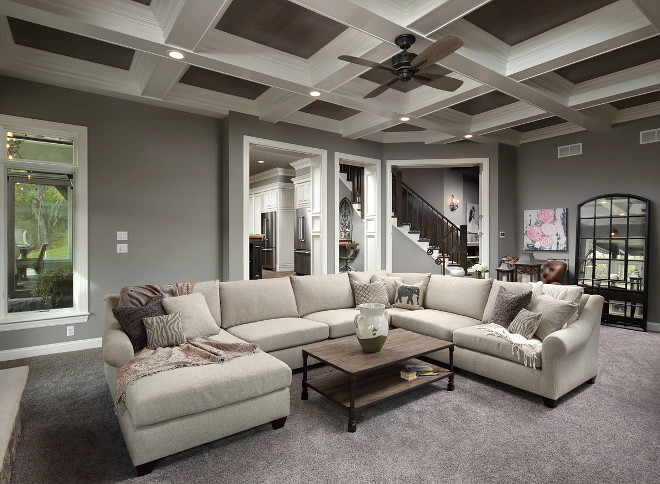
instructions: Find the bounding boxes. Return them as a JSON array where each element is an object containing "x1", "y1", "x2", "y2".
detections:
[{"x1": 393, "y1": 280, "x2": 426, "y2": 310}]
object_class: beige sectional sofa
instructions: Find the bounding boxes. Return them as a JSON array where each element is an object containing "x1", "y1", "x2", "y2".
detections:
[{"x1": 102, "y1": 271, "x2": 603, "y2": 475}]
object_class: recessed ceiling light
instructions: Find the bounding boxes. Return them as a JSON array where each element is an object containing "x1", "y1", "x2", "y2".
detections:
[
  {"x1": 257, "y1": 160, "x2": 265, "y2": 164},
  {"x1": 309, "y1": 90, "x2": 321, "y2": 97},
  {"x1": 167, "y1": 50, "x2": 185, "y2": 60},
  {"x1": 464, "y1": 134, "x2": 473, "y2": 138},
  {"x1": 400, "y1": 116, "x2": 410, "y2": 122}
]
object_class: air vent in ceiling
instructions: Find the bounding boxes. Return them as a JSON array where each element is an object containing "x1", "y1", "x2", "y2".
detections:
[
  {"x1": 640, "y1": 128, "x2": 659, "y2": 144},
  {"x1": 558, "y1": 143, "x2": 582, "y2": 158}
]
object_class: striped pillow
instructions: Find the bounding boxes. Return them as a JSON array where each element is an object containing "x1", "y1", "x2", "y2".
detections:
[
  {"x1": 143, "y1": 312, "x2": 186, "y2": 349},
  {"x1": 508, "y1": 308, "x2": 542, "y2": 340}
]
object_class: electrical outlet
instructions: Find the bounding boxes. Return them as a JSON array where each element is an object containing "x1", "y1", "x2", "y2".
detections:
[
  {"x1": 66, "y1": 326, "x2": 74, "y2": 337},
  {"x1": 117, "y1": 231, "x2": 128, "y2": 241},
  {"x1": 499, "y1": 231, "x2": 505, "y2": 238},
  {"x1": 117, "y1": 243, "x2": 128, "y2": 253}
]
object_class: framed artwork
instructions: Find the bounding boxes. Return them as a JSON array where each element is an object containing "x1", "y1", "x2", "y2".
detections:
[
  {"x1": 466, "y1": 202, "x2": 479, "y2": 233},
  {"x1": 609, "y1": 300, "x2": 626, "y2": 316},
  {"x1": 523, "y1": 208, "x2": 567, "y2": 251}
]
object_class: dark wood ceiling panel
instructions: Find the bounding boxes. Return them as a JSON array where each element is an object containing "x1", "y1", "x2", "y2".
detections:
[
  {"x1": 8, "y1": 17, "x2": 135, "y2": 70},
  {"x1": 382, "y1": 124, "x2": 425, "y2": 132},
  {"x1": 179, "y1": 66, "x2": 270, "y2": 99},
  {"x1": 215, "y1": 0, "x2": 347, "y2": 59},
  {"x1": 465, "y1": 0, "x2": 617, "y2": 45},
  {"x1": 131, "y1": 0, "x2": 151, "y2": 5},
  {"x1": 610, "y1": 91, "x2": 660, "y2": 110},
  {"x1": 450, "y1": 91, "x2": 518, "y2": 116},
  {"x1": 511, "y1": 116, "x2": 565, "y2": 132},
  {"x1": 555, "y1": 36, "x2": 660, "y2": 84},
  {"x1": 298, "y1": 100, "x2": 360, "y2": 120},
  {"x1": 359, "y1": 65, "x2": 451, "y2": 93}
]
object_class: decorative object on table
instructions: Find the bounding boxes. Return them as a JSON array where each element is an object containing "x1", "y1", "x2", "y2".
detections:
[
  {"x1": 449, "y1": 194, "x2": 459, "y2": 211},
  {"x1": 338, "y1": 197, "x2": 352, "y2": 241},
  {"x1": 466, "y1": 202, "x2": 479, "y2": 234},
  {"x1": 354, "y1": 303, "x2": 389, "y2": 352},
  {"x1": 629, "y1": 269, "x2": 642, "y2": 291},
  {"x1": 400, "y1": 369, "x2": 418, "y2": 381},
  {"x1": 496, "y1": 258, "x2": 515, "y2": 282},
  {"x1": 523, "y1": 208, "x2": 567, "y2": 251},
  {"x1": 515, "y1": 247, "x2": 542, "y2": 283},
  {"x1": 393, "y1": 280, "x2": 426, "y2": 310},
  {"x1": 404, "y1": 364, "x2": 439, "y2": 377},
  {"x1": 472, "y1": 263, "x2": 488, "y2": 279},
  {"x1": 447, "y1": 243, "x2": 466, "y2": 277},
  {"x1": 351, "y1": 279, "x2": 390, "y2": 307}
]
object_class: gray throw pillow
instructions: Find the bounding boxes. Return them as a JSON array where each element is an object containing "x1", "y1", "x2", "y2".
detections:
[
  {"x1": 490, "y1": 287, "x2": 532, "y2": 329},
  {"x1": 508, "y1": 308, "x2": 542, "y2": 340},
  {"x1": 143, "y1": 312, "x2": 186, "y2": 349},
  {"x1": 352, "y1": 279, "x2": 389, "y2": 307},
  {"x1": 531, "y1": 294, "x2": 579, "y2": 340},
  {"x1": 162, "y1": 293, "x2": 220, "y2": 340},
  {"x1": 393, "y1": 280, "x2": 426, "y2": 310},
  {"x1": 112, "y1": 294, "x2": 166, "y2": 352}
]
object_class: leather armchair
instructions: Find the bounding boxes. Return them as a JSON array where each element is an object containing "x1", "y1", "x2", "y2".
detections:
[{"x1": 539, "y1": 260, "x2": 567, "y2": 285}]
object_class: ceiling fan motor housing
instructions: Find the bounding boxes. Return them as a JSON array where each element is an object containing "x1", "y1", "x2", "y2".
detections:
[{"x1": 391, "y1": 51, "x2": 418, "y2": 81}]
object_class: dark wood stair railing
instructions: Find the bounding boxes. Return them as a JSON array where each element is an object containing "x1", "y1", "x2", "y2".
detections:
[
  {"x1": 392, "y1": 171, "x2": 467, "y2": 272},
  {"x1": 340, "y1": 163, "x2": 365, "y2": 219}
]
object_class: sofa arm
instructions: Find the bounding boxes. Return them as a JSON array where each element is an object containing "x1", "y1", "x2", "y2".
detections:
[
  {"x1": 103, "y1": 327, "x2": 134, "y2": 368},
  {"x1": 542, "y1": 295, "x2": 604, "y2": 359}
]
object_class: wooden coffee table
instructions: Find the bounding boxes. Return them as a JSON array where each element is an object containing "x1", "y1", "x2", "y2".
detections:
[{"x1": 301, "y1": 328, "x2": 454, "y2": 432}]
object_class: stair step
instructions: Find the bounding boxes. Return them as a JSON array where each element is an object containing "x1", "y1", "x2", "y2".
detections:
[
  {"x1": 408, "y1": 230, "x2": 420, "y2": 234},
  {"x1": 418, "y1": 238, "x2": 430, "y2": 242}
]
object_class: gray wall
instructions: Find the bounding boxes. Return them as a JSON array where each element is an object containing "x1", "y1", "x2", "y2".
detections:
[
  {"x1": 400, "y1": 168, "x2": 444, "y2": 211},
  {"x1": 391, "y1": 228, "x2": 444, "y2": 274},
  {"x1": 516, "y1": 115, "x2": 660, "y2": 323},
  {"x1": 0, "y1": 76, "x2": 222, "y2": 352}
]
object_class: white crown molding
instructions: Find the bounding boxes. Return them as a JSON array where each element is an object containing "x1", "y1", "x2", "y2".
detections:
[
  {"x1": 407, "y1": 0, "x2": 492, "y2": 36},
  {"x1": 152, "y1": 0, "x2": 185, "y2": 40},
  {"x1": 161, "y1": 0, "x2": 229, "y2": 51},
  {"x1": 257, "y1": 89, "x2": 315, "y2": 123},
  {"x1": 633, "y1": 0, "x2": 660, "y2": 29},
  {"x1": 165, "y1": 83, "x2": 254, "y2": 116},
  {"x1": 291, "y1": 173, "x2": 312, "y2": 184},
  {"x1": 481, "y1": 128, "x2": 521, "y2": 146},
  {"x1": 249, "y1": 167, "x2": 295, "y2": 183},
  {"x1": 289, "y1": 158, "x2": 313, "y2": 170},
  {"x1": 377, "y1": 130, "x2": 431, "y2": 143},
  {"x1": 341, "y1": 112, "x2": 397, "y2": 139},
  {"x1": 519, "y1": 123, "x2": 585, "y2": 144},
  {"x1": 0, "y1": 337, "x2": 101, "y2": 362},
  {"x1": 131, "y1": 50, "x2": 160, "y2": 92},
  {"x1": 471, "y1": 101, "x2": 547, "y2": 134},
  {"x1": 613, "y1": 100, "x2": 660, "y2": 124},
  {"x1": 249, "y1": 181, "x2": 293, "y2": 194},
  {"x1": 415, "y1": 108, "x2": 471, "y2": 135},
  {"x1": 523, "y1": 72, "x2": 574, "y2": 105}
]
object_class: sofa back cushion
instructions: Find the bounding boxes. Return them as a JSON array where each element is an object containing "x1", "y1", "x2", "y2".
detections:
[
  {"x1": 482, "y1": 280, "x2": 532, "y2": 323},
  {"x1": 388, "y1": 272, "x2": 431, "y2": 285},
  {"x1": 425, "y1": 275, "x2": 493, "y2": 320},
  {"x1": 290, "y1": 273, "x2": 354, "y2": 317},
  {"x1": 193, "y1": 280, "x2": 221, "y2": 327},
  {"x1": 219, "y1": 278, "x2": 298, "y2": 328}
]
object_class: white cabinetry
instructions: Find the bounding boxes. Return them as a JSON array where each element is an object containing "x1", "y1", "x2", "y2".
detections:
[
  {"x1": 262, "y1": 189, "x2": 278, "y2": 212},
  {"x1": 292, "y1": 175, "x2": 312, "y2": 208},
  {"x1": 249, "y1": 182, "x2": 294, "y2": 271}
]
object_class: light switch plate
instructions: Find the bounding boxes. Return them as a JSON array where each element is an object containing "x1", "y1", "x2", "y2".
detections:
[
  {"x1": 66, "y1": 326, "x2": 74, "y2": 337},
  {"x1": 499, "y1": 231, "x2": 505, "y2": 238},
  {"x1": 117, "y1": 243, "x2": 128, "y2": 253},
  {"x1": 117, "y1": 231, "x2": 128, "y2": 241}
]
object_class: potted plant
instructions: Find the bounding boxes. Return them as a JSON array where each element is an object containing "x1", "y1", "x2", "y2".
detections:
[
  {"x1": 32, "y1": 264, "x2": 73, "y2": 308},
  {"x1": 472, "y1": 263, "x2": 489, "y2": 279}
]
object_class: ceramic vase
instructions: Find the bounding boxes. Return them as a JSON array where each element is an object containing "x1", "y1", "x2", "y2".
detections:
[
  {"x1": 449, "y1": 266, "x2": 465, "y2": 277},
  {"x1": 354, "y1": 303, "x2": 389, "y2": 353}
]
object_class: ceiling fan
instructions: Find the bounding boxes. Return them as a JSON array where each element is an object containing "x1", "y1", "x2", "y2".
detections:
[{"x1": 339, "y1": 34, "x2": 464, "y2": 99}]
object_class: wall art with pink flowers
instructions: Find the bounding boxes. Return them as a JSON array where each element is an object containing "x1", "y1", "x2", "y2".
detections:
[{"x1": 523, "y1": 208, "x2": 567, "y2": 251}]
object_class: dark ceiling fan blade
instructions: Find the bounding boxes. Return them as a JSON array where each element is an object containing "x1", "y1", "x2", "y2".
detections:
[
  {"x1": 413, "y1": 74, "x2": 463, "y2": 92},
  {"x1": 411, "y1": 35, "x2": 464, "y2": 70},
  {"x1": 338, "y1": 55, "x2": 396, "y2": 72},
  {"x1": 364, "y1": 77, "x2": 399, "y2": 98}
]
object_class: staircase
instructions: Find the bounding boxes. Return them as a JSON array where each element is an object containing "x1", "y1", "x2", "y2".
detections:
[
  {"x1": 339, "y1": 164, "x2": 364, "y2": 218},
  {"x1": 392, "y1": 171, "x2": 468, "y2": 273}
]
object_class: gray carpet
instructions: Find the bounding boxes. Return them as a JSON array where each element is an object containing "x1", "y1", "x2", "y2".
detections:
[{"x1": 2, "y1": 325, "x2": 659, "y2": 483}]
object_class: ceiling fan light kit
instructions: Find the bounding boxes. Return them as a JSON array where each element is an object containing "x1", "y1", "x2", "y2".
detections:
[{"x1": 339, "y1": 34, "x2": 464, "y2": 99}]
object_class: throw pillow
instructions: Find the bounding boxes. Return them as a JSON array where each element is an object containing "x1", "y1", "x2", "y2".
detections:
[
  {"x1": 371, "y1": 275, "x2": 403, "y2": 304},
  {"x1": 112, "y1": 294, "x2": 166, "y2": 352},
  {"x1": 531, "y1": 294, "x2": 579, "y2": 340},
  {"x1": 162, "y1": 293, "x2": 220, "y2": 340},
  {"x1": 352, "y1": 279, "x2": 389, "y2": 308},
  {"x1": 143, "y1": 312, "x2": 186, "y2": 349},
  {"x1": 490, "y1": 286, "x2": 532, "y2": 329},
  {"x1": 393, "y1": 280, "x2": 426, "y2": 310},
  {"x1": 508, "y1": 308, "x2": 543, "y2": 340},
  {"x1": 538, "y1": 283, "x2": 584, "y2": 325}
]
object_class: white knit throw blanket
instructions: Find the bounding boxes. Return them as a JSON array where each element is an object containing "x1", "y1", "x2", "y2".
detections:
[{"x1": 477, "y1": 323, "x2": 541, "y2": 369}]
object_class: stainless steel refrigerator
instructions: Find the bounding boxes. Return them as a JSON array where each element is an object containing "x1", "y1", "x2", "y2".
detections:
[
  {"x1": 261, "y1": 212, "x2": 276, "y2": 270},
  {"x1": 294, "y1": 208, "x2": 311, "y2": 275}
]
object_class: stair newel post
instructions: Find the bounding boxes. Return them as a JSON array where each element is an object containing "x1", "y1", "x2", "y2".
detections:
[
  {"x1": 395, "y1": 172, "x2": 403, "y2": 221},
  {"x1": 459, "y1": 224, "x2": 468, "y2": 271}
]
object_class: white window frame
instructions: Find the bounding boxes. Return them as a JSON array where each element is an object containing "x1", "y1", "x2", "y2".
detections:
[{"x1": 0, "y1": 114, "x2": 88, "y2": 331}]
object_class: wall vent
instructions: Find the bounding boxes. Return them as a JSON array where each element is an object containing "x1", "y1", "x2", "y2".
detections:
[
  {"x1": 640, "y1": 128, "x2": 660, "y2": 144},
  {"x1": 558, "y1": 143, "x2": 582, "y2": 158}
]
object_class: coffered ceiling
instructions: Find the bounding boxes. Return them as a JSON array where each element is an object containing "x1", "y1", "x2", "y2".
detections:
[{"x1": 0, "y1": 0, "x2": 658, "y2": 147}]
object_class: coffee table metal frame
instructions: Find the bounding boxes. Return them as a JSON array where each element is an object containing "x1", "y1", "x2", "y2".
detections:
[{"x1": 301, "y1": 328, "x2": 454, "y2": 432}]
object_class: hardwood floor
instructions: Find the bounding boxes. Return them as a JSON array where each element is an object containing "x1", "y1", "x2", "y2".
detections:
[{"x1": 261, "y1": 270, "x2": 296, "y2": 279}]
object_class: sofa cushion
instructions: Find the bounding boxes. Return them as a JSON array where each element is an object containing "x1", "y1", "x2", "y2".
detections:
[
  {"x1": 425, "y1": 275, "x2": 493, "y2": 320},
  {"x1": 453, "y1": 325, "x2": 543, "y2": 368},
  {"x1": 112, "y1": 294, "x2": 165, "y2": 352},
  {"x1": 193, "y1": 279, "x2": 221, "y2": 326},
  {"x1": 390, "y1": 309, "x2": 480, "y2": 342},
  {"x1": 290, "y1": 273, "x2": 354, "y2": 317},
  {"x1": 388, "y1": 272, "x2": 432, "y2": 285},
  {"x1": 348, "y1": 270, "x2": 387, "y2": 285},
  {"x1": 531, "y1": 282, "x2": 584, "y2": 325},
  {"x1": 393, "y1": 280, "x2": 426, "y2": 310},
  {"x1": 531, "y1": 294, "x2": 578, "y2": 340},
  {"x1": 162, "y1": 293, "x2": 220, "y2": 340},
  {"x1": 304, "y1": 308, "x2": 360, "y2": 338},
  {"x1": 123, "y1": 331, "x2": 292, "y2": 427},
  {"x1": 352, "y1": 279, "x2": 389, "y2": 308},
  {"x1": 371, "y1": 275, "x2": 403, "y2": 304},
  {"x1": 219, "y1": 278, "x2": 298, "y2": 328},
  {"x1": 482, "y1": 280, "x2": 532, "y2": 323},
  {"x1": 227, "y1": 317, "x2": 329, "y2": 352},
  {"x1": 489, "y1": 287, "x2": 532, "y2": 329}
]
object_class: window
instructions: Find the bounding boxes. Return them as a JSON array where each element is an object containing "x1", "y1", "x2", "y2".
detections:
[{"x1": 0, "y1": 115, "x2": 88, "y2": 330}]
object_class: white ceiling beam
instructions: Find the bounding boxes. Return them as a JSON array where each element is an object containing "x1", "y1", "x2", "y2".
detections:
[
  {"x1": 480, "y1": 129, "x2": 521, "y2": 147},
  {"x1": 407, "y1": 1, "x2": 492, "y2": 37},
  {"x1": 341, "y1": 113, "x2": 399, "y2": 139},
  {"x1": 523, "y1": 72, "x2": 573, "y2": 105},
  {"x1": 133, "y1": 52, "x2": 187, "y2": 99},
  {"x1": 257, "y1": 89, "x2": 315, "y2": 123},
  {"x1": 470, "y1": 102, "x2": 547, "y2": 134},
  {"x1": 519, "y1": 123, "x2": 585, "y2": 144},
  {"x1": 406, "y1": 80, "x2": 490, "y2": 117},
  {"x1": 281, "y1": 111, "x2": 343, "y2": 135},
  {"x1": 507, "y1": 0, "x2": 656, "y2": 81},
  {"x1": 157, "y1": 0, "x2": 233, "y2": 51},
  {"x1": 633, "y1": 0, "x2": 660, "y2": 29},
  {"x1": 409, "y1": 110, "x2": 471, "y2": 137},
  {"x1": 612, "y1": 100, "x2": 660, "y2": 124}
]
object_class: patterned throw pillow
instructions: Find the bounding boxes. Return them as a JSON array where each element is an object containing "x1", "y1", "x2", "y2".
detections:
[
  {"x1": 393, "y1": 280, "x2": 426, "y2": 310},
  {"x1": 371, "y1": 275, "x2": 403, "y2": 304},
  {"x1": 508, "y1": 308, "x2": 543, "y2": 339},
  {"x1": 112, "y1": 294, "x2": 166, "y2": 352},
  {"x1": 490, "y1": 287, "x2": 532, "y2": 329},
  {"x1": 143, "y1": 312, "x2": 187, "y2": 350},
  {"x1": 352, "y1": 279, "x2": 389, "y2": 307}
]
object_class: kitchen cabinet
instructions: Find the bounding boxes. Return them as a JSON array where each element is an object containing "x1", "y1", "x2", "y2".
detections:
[{"x1": 293, "y1": 175, "x2": 311, "y2": 208}]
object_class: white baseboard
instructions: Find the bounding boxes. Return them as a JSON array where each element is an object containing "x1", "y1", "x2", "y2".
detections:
[
  {"x1": 0, "y1": 337, "x2": 102, "y2": 362},
  {"x1": 647, "y1": 321, "x2": 659, "y2": 332}
]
